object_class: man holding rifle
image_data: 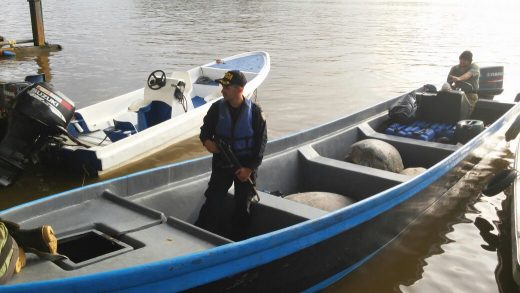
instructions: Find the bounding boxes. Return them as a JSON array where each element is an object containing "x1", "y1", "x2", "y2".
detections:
[{"x1": 195, "y1": 70, "x2": 267, "y2": 240}]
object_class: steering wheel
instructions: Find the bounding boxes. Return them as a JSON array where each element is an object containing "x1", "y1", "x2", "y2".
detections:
[
  {"x1": 147, "y1": 70, "x2": 166, "y2": 90},
  {"x1": 452, "y1": 80, "x2": 474, "y2": 93}
]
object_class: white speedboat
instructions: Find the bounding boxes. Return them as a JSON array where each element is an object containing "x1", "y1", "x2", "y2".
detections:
[{"x1": 59, "y1": 51, "x2": 270, "y2": 175}]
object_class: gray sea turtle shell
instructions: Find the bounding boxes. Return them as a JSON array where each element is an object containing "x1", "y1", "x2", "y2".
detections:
[
  {"x1": 346, "y1": 139, "x2": 404, "y2": 173},
  {"x1": 285, "y1": 192, "x2": 355, "y2": 212}
]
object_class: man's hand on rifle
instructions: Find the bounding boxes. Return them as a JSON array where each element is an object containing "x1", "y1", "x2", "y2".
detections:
[
  {"x1": 203, "y1": 139, "x2": 220, "y2": 154},
  {"x1": 235, "y1": 167, "x2": 253, "y2": 182}
]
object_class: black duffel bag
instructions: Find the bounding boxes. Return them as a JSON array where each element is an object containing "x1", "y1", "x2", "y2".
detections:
[{"x1": 388, "y1": 92, "x2": 417, "y2": 124}]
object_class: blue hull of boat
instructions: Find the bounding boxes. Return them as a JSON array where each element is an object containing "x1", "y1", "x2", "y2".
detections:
[{"x1": 1, "y1": 94, "x2": 519, "y2": 292}]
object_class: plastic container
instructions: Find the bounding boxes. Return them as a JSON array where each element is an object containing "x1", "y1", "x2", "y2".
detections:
[
  {"x1": 412, "y1": 128, "x2": 435, "y2": 141},
  {"x1": 1, "y1": 50, "x2": 16, "y2": 57}
]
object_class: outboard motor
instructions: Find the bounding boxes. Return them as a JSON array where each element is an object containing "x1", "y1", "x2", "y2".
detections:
[
  {"x1": 0, "y1": 82, "x2": 75, "y2": 186},
  {"x1": 0, "y1": 75, "x2": 44, "y2": 140},
  {"x1": 2, "y1": 83, "x2": 26, "y2": 141},
  {"x1": 478, "y1": 66, "x2": 504, "y2": 100},
  {"x1": 0, "y1": 81, "x2": 32, "y2": 115}
]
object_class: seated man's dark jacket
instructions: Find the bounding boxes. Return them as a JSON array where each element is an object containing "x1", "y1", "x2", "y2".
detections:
[{"x1": 200, "y1": 99, "x2": 267, "y2": 170}]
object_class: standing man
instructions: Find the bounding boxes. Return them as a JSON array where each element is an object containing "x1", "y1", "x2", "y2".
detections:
[
  {"x1": 195, "y1": 70, "x2": 267, "y2": 240},
  {"x1": 447, "y1": 50, "x2": 480, "y2": 112}
]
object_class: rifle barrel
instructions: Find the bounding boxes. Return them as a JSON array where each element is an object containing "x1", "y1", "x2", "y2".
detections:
[{"x1": 215, "y1": 138, "x2": 260, "y2": 202}]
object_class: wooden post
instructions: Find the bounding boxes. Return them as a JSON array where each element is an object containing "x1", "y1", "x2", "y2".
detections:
[{"x1": 27, "y1": 0, "x2": 45, "y2": 46}]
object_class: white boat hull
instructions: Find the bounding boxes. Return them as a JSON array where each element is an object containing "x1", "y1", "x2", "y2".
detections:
[{"x1": 59, "y1": 52, "x2": 270, "y2": 174}]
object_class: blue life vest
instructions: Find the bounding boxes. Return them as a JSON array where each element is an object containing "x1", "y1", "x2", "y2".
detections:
[{"x1": 216, "y1": 99, "x2": 255, "y2": 157}]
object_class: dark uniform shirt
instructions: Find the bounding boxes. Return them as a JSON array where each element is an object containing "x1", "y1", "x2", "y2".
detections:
[{"x1": 200, "y1": 99, "x2": 267, "y2": 170}]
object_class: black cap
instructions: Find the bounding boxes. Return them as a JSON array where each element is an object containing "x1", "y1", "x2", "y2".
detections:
[{"x1": 215, "y1": 70, "x2": 247, "y2": 87}]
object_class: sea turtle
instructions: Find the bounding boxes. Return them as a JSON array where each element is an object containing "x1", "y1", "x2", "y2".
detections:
[
  {"x1": 285, "y1": 192, "x2": 355, "y2": 212},
  {"x1": 346, "y1": 139, "x2": 404, "y2": 173}
]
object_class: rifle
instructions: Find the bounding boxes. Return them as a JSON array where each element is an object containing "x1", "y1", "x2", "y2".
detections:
[{"x1": 214, "y1": 137, "x2": 260, "y2": 203}]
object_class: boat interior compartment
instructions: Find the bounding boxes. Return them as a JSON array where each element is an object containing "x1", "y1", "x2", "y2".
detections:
[
  {"x1": 6, "y1": 190, "x2": 165, "y2": 234},
  {"x1": 122, "y1": 143, "x2": 408, "y2": 239},
  {"x1": 126, "y1": 150, "x2": 321, "y2": 236},
  {"x1": 6, "y1": 189, "x2": 231, "y2": 283},
  {"x1": 471, "y1": 99, "x2": 516, "y2": 125},
  {"x1": 207, "y1": 54, "x2": 266, "y2": 73},
  {"x1": 310, "y1": 121, "x2": 457, "y2": 170},
  {"x1": 9, "y1": 219, "x2": 230, "y2": 284},
  {"x1": 197, "y1": 66, "x2": 258, "y2": 86},
  {"x1": 197, "y1": 67, "x2": 227, "y2": 82},
  {"x1": 369, "y1": 91, "x2": 516, "y2": 147},
  {"x1": 248, "y1": 145, "x2": 409, "y2": 237},
  {"x1": 129, "y1": 174, "x2": 211, "y2": 225}
]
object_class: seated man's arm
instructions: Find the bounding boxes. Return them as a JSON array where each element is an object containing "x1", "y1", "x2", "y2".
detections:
[
  {"x1": 447, "y1": 66, "x2": 456, "y2": 83},
  {"x1": 454, "y1": 71, "x2": 474, "y2": 82},
  {"x1": 450, "y1": 64, "x2": 479, "y2": 82}
]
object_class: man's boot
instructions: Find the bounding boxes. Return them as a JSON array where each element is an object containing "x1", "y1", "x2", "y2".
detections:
[
  {"x1": 14, "y1": 247, "x2": 25, "y2": 274},
  {"x1": 1, "y1": 220, "x2": 57, "y2": 255}
]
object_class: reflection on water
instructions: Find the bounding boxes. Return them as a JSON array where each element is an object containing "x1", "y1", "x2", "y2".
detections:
[
  {"x1": 2, "y1": 0, "x2": 520, "y2": 291},
  {"x1": 35, "y1": 53, "x2": 52, "y2": 82},
  {"x1": 1, "y1": 51, "x2": 52, "y2": 82},
  {"x1": 0, "y1": 136, "x2": 206, "y2": 210}
]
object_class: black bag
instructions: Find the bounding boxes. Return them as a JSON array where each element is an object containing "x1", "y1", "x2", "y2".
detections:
[
  {"x1": 422, "y1": 84, "x2": 437, "y2": 93},
  {"x1": 389, "y1": 92, "x2": 417, "y2": 123}
]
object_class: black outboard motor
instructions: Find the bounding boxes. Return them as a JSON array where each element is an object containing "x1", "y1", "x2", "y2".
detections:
[
  {"x1": 0, "y1": 82, "x2": 75, "y2": 186},
  {"x1": 478, "y1": 66, "x2": 504, "y2": 99}
]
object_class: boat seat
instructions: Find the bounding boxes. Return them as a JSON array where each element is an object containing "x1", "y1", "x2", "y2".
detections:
[
  {"x1": 66, "y1": 113, "x2": 89, "y2": 138},
  {"x1": 136, "y1": 100, "x2": 172, "y2": 128},
  {"x1": 103, "y1": 112, "x2": 140, "y2": 142},
  {"x1": 103, "y1": 125, "x2": 136, "y2": 143},
  {"x1": 114, "y1": 120, "x2": 138, "y2": 132},
  {"x1": 66, "y1": 123, "x2": 80, "y2": 138}
]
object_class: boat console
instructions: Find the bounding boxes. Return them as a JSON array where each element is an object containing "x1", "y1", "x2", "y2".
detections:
[{"x1": 102, "y1": 70, "x2": 197, "y2": 142}]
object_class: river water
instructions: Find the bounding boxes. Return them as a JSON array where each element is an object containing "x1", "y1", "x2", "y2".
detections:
[{"x1": 2, "y1": 0, "x2": 520, "y2": 291}]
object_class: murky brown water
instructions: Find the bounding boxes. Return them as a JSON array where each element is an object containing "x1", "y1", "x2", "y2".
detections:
[{"x1": 2, "y1": 0, "x2": 520, "y2": 291}]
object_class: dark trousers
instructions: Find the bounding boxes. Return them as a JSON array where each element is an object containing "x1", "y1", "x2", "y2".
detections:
[{"x1": 195, "y1": 167, "x2": 256, "y2": 240}]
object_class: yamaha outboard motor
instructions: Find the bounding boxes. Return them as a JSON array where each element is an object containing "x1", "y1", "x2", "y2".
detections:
[
  {"x1": 478, "y1": 66, "x2": 504, "y2": 100},
  {"x1": 0, "y1": 82, "x2": 75, "y2": 186}
]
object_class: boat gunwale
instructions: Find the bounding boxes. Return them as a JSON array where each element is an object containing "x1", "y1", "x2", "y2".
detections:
[{"x1": 2, "y1": 96, "x2": 519, "y2": 291}]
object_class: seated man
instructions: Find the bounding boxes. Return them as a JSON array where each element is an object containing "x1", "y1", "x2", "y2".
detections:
[{"x1": 447, "y1": 50, "x2": 480, "y2": 112}]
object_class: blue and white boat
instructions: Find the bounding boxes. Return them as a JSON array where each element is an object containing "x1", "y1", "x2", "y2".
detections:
[
  {"x1": 0, "y1": 82, "x2": 518, "y2": 291},
  {"x1": 60, "y1": 51, "x2": 270, "y2": 175}
]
